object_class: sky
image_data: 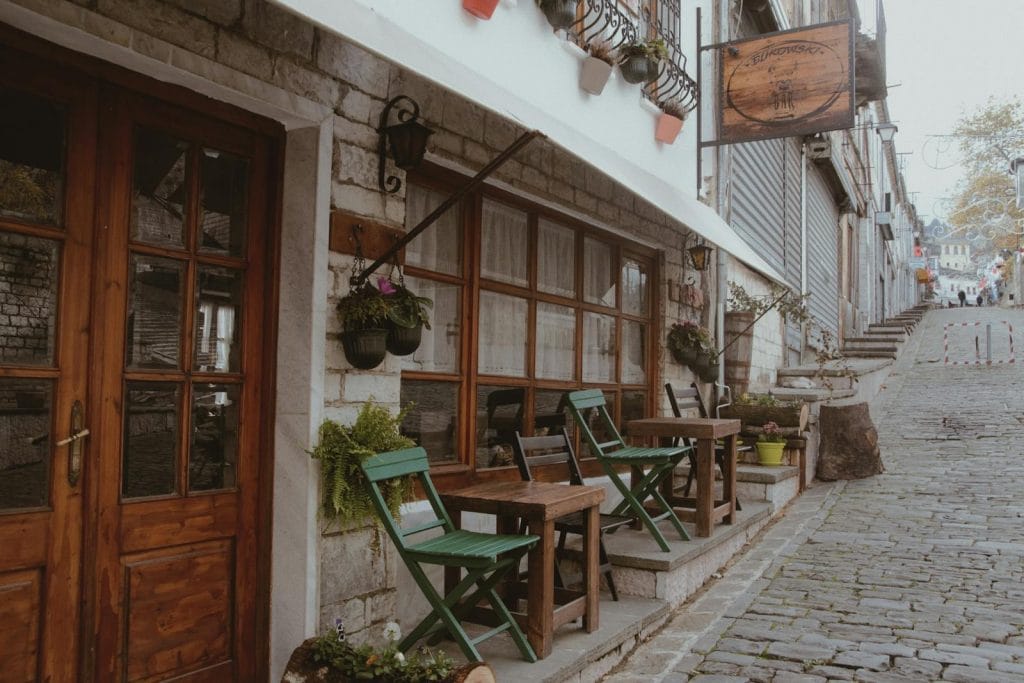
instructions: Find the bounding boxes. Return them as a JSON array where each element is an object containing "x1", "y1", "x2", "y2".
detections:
[{"x1": 866, "y1": 0, "x2": 1024, "y2": 225}]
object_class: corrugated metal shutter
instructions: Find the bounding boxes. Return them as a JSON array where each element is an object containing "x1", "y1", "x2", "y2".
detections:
[
  {"x1": 731, "y1": 139, "x2": 786, "y2": 268},
  {"x1": 783, "y1": 140, "x2": 803, "y2": 357},
  {"x1": 806, "y1": 162, "x2": 840, "y2": 338}
]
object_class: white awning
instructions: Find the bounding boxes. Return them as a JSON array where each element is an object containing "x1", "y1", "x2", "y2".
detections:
[{"x1": 271, "y1": 0, "x2": 786, "y2": 284}]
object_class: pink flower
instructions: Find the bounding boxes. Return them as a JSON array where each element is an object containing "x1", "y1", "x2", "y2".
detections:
[{"x1": 377, "y1": 277, "x2": 397, "y2": 295}]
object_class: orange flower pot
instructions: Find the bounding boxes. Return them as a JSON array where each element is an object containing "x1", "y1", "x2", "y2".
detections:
[
  {"x1": 655, "y1": 113, "x2": 684, "y2": 144},
  {"x1": 463, "y1": 0, "x2": 500, "y2": 19}
]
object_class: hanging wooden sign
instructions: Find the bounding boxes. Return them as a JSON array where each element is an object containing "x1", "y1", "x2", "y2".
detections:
[{"x1": 712, "y1": 21, "x2": 854, "y2": 145}]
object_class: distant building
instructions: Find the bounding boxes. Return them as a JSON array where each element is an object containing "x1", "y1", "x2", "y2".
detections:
[{"x1": 936, "y1": 236, "x2": 972, "y2": 271}]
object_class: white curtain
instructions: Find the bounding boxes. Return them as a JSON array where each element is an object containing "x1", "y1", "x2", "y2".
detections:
[
  {"x1": 583, "y1": 312, "x2": 615, "y2": 382},
  {"x1": 401, "y1": 276, "x2": 459, "y2": 374},
  {"x1": 481, "y1": 199, "x2": 527, "y2": 286},
  {"x1": 405, "y1": 184, "x2": 460, "y2": 276},
  {"x1": 583, "y1": 237, "x2": 616, "y2": 306},
  {"x1": 535, "y1": 303, "x2": 575, "y2": 380},
  {"x1": 537, "y1": 219, "x2": 575, "y2": 297},
  {"x1": 478, "y1": 291, "x2": 527, "y2": 376},
  {"x1": 215, "y1": 305, "x2": 235, "y2": 372}
]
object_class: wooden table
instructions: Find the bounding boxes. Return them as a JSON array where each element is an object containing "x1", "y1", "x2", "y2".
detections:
[
  {"x1": 627, "y1": 417, "x2": 740, "y2": 537},
  {"x1": 440, "y1": 481, "x2": 604, "y2": 659}
]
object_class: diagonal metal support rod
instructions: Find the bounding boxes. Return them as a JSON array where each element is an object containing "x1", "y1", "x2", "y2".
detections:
[
  {"x1": 715, "y1": 289, "x2": 791, "y2": 359},
  {"x1": 351, "y1": 129, "x2": 546, "y2": 287}
]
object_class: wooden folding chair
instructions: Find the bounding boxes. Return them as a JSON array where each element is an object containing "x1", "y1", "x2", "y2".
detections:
[
  {"x1": 565, "y1": 389, "x2": 691, "y2": 552},
  {"x1": 512, "y1": 429, "x2": 634, "y2": 600},
  {"x1": 361, "y1": 447, "x2": 539, "y2": 663},
  {"x1": 665, "y1": 382, "x2": 750, "y2": 510}
]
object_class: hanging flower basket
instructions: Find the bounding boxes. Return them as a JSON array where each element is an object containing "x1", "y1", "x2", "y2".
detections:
[
  {"x1": 699, "y1": 360, "x2": 720, "y2": 383},
  {"x1": 463, "y1": 0, "x2": 500, "y2": 19},
  {"x1": 386, "y1": 322, "x2": 423, "y2": 357},
  {"x1": 342, "y1": 329, "x2": 388, "y2": 370},
  {"x1": 537, "y1": 0, "x2": 578, "y2": 30},
  {"x1": 619, "y1": 55, "x2": 659, "y2": 84}
]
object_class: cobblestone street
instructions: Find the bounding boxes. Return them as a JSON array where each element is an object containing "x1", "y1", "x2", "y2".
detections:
[{"x1": 606, "y1": 306, "x2": 1024, "y2": 682}]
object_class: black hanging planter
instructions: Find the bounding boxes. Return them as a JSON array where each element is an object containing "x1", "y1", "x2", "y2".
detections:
[
  {"x1": 700, "y1": 362, "x2": 720, "y2": 383},
  {"x1": 619, "y1": 55, "x2": 659, "y2": 84},
  {"x1": 342, "y1": 329, "x2": 388, "y2": 370},
  {"x1": 386, "y1": 323, "x2": 423, "y2": 356},
  {"x1": 538, "y1": 0, "x2": 578, "y2": 30}
]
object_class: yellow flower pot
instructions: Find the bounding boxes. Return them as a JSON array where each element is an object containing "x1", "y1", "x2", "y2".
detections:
[{"x1": 756, "y1": 441, "x2": 785, "y2": 466}]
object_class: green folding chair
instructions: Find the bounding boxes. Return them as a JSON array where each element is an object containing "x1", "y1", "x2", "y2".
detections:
[
  {"x1": 566, "y1": 389, "x2": 691, "y2": 552},
  {"x1": 361, "y1": 447, "x2": 539, "y2": 663}
]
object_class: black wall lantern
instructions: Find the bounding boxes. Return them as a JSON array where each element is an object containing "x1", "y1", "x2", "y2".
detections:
[
  {"x1": 688, "y1": 242, "x2": 713, "y2": 271},
  {"x1": 378, "y1": 95, "x2": 434, "y2": 194}
]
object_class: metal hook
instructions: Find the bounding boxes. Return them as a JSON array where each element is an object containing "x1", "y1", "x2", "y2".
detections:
[{"x1": 350, "y1": 224, "x2": 365, "y2": 259}]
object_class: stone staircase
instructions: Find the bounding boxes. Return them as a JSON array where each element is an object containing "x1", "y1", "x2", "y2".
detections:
[{"x1": 842, "y1": 304, "x2": 930, "y2": 360}]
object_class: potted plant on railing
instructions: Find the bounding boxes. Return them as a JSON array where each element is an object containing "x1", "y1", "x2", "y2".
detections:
[
  {"x1": 619, "y1": 38, "x2": 668, "y2": 85},
  {"x1": 337, "y1": 283, "x2": 392, "y2": 370},
  {"x1": 379, "y1": 277, "x2": 433, "y2": 356},
  {"x1": 755, "y1": 421, "x2": 787, "y2": 466},
  {"x1": 536, "y1": 0, "x2": 578, "y2": 30},
  {"x1": 667, "y1": 320, "x2": 711, "y2": 366},
  {"x1": 655, "y1": 99, "x2": 688, "y2": 144},
  {"x1": 462, "y1": 0, "x2": 500, "y2": 19},
  {"x1": 580, "y1": 41, "x2": 615, "y2": 95}
]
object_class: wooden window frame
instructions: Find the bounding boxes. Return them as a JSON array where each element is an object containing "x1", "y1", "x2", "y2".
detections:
[{"x1": 402, "y1": 164, "x2": 660, "y2": 491}]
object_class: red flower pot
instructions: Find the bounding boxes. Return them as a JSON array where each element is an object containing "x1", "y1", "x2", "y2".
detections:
[
  {"x1": 655, "y1": 113, "x2": 684, "y2": 144},
  {"x1": 463, "y1": 0, "x2": 500, "y2": 19}
]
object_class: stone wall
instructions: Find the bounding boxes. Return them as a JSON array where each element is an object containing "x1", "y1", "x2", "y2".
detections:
[{"x1": 12, "y1": 0, "x2": 712, "y2": 646}]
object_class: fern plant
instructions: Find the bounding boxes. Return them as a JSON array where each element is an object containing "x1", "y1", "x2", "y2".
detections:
[{"x1": 309, "y1": 402, "x2": 415, "y2": 529}]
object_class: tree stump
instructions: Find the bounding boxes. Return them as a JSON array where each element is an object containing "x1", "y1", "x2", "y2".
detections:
[{"x1": 817, "y1": 400, "x2": 884, "y2": 480}]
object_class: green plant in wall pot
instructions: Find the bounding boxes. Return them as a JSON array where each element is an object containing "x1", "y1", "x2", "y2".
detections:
[
  {"x1": 379, "y1": 277, "x2": 433, "y2": 357},
  {"x1": 309, "y1": 402, "x2": 415, "y2": 539},
  {"x1": 619, "y1": 38, "x2": 668, "y2": 85},
  {"x1": 338, "y1": 283, "x2": 392, "y2": 369},
  {"x1": 667, "y1": 320, "x2": 711, "y2": 366}
]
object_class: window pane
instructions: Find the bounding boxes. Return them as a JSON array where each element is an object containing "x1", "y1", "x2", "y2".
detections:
[
  {"x1": 199, "y1": 148, "x2": 248, "y2": 257},
  {"x1": 131, "y1": 128, "x2": 189, "y2": 249},
  {"x1": 194, "y1": 266, "x2": 242, "y2": 373},
  {"x1": 126, "y1": 255, "x2": 184, "y2": 370},
  {"x1": 582, "y1": 312, "x2": 616, "y2": 383},
  {"x1": 580, "y1": 390, "x2": 616, "y2": 458},
  {"x1": 534, "y1": 389, "x2": 574, "y2": 437},
  {"x1": 621, "y1": 320, "x2": 647, "y2": 384},
  {"x1": 189, "y1": 383, "x2": 239, "y2": 492},
  {"x1": 480, "y1": 199, "x2": 528, "y2": 287},
  {"x1": 405, "y1": 184, "x2": 461, "y2": 276},
  {"x1": 122, "y1": 382, "x2": 179, "y2": 499},
  {"x1": 478, "y1": 291, "x2": 527, "y2": 377},
  {"x1": 475, "y1": 385, "x2": 524, "y2": 469},
  {"x1": 583, "y1": 237, "x2": 615, "y2": 307},
  {"x1": 0, "y1": 233, "x2": 59, "y2": 366},
  {"x1": 621, "y1": 257, "x2": 649, "y2": 316},
  {"x1": 535, "y1": 302, "x2": 575, "y2": 381},
  {"x1": 538, "y1": 219, "x2": 575, "y2": 297},
  {"x1": 0, "y1": 378, "x2": 52, "y2": 510},
  {"x1": 0, "y1": 87, "x2": 65, "y2": 225},
  {"x1": 400, "y1": 275, "x2": 460, "y2": 374},
  {"x1": 620, "y1": 390, "x2": 646, "y2": 438},
  {"x1": 400, "y1": 380, "x2": 458, "y2": 465}
]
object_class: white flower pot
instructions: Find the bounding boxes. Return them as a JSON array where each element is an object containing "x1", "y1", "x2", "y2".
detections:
[{"x1": 580, "y1": 56, "x2": 613, "y2": 95}]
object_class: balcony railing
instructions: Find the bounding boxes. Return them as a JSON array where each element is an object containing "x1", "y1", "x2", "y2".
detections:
[{"x1": 567, "y1": 0, "x2": 698, "y2": 113}]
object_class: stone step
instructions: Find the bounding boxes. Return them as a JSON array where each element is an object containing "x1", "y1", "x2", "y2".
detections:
[
  {"x1": 842, "y1": 349, "x2": 897, "y2": 359},
  {"x1": 865, "y1": 326, "x2": 908, "y2": 336},
  {"x1": 844, "y1": 336, "x2": 903, "y2": 345}
]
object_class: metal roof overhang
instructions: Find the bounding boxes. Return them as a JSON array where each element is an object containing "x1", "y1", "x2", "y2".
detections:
[{"x1": 271, "y1": 0, "x2": 787, "y2": 285}]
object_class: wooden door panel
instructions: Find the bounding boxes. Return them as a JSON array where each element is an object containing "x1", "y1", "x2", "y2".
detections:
[
  {"x1": 120, "y1": 493, "x2": 236, "y2": 553},
  {"x1": 124, "y1": 541, "x2": 233, "y2": 681},
  {"x1": 0, "y1": 514, "x2": 47, "y2": 570},
  {"x1": 0, "y1": 569, "x2": 41, "y2": 683}
]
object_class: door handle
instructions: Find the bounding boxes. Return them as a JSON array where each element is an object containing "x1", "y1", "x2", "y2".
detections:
[{"x1": 59, "y1": 400, "x2": 88, "y2": 486}]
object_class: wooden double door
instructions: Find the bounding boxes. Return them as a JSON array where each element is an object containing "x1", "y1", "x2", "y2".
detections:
[{"x1": 0, "y1": 42, "x2": 278, "y2": 682}]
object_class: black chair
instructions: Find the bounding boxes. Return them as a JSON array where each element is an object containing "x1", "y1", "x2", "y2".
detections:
[
  {"x1": 512, "y1": 429, "x2": 634, "y2": 600},
  {"x1": 664, "y1": 382, "x2": 750, "y2": 511}
]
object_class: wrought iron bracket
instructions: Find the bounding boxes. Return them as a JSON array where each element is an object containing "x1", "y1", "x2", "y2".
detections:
[{"x1": 377, "y1": 95, "x2": 426, "y2": 195}]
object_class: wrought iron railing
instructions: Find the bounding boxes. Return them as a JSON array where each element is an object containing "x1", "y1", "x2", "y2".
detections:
[{"x1": 567, "y1": 0, "x2": 698, "y2": 113}]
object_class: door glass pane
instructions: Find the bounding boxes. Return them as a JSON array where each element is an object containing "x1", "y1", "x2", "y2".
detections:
[
  {"x1": 621, "y1": 257, "x2": 649, "y2": 316},
  {"x1": 199, "y1": 148, "x2": 248, "y2": 257},
  {"x1": 0, "y1": 378, "x2": 52, "y2": 511},
  {"x1": 621, "y1": 320, "x2": 647, "y2": 384},
  {"x1": 0, "y1": 233, "x2": 59, "y2": 366},
  {"x1": 0, "y1": 87, "x2": 65, "y2": 225},
  {"x1": 584, "y1": 238, "x2": 616, "y2": 307},
  {"x1": 476, "y1": 385, "x2": 524, "y2": 469},
  {"x1": 534, "y1": 389, "x2": 574, "y2": 437},
  {"x1": 478, "y1": 291, "x2": 527, "y2": 376},
  {"x1": 400, "y1": 379, "x2": 458, "y2": 465},
  {"x1": 480, "y1": 199, "x2": 528, "y2": 287},
  {"x1": 580, "y1": 390, "x2": 616, "y2": 458},
  {"x1": 538, "y1": 219, "x2": 575, "y2": 297},
  {"x1": 583, "y1": 312, "x2": 616, "y2": 383},
  {"x1": 126, "y1": 255, "x2": 184, "y2": 370},
  {"x1": 400, "y1": 275, "x2": 460, "y2": 374},
  {"x1": 189, "y1": 383, "x2": 239, "y2": 492},
  {"x1": 405, "y1": 183, "x2": 461, "y2": 276},
  {"x1": 536, "y1": 302, "x2": 575, "y2": 381},
  {"x1": 194, "y1": 266, "x2": 242, "y2": 373},
  {"x1": 620, "y1": 390, "x2": 646, "y2": 438},
  {"x1": 131, "y1": 128, "x2": 189, "y2": 248},
  {"x1": 122, "y1": 382, "x2": 180, "y2": 499}
]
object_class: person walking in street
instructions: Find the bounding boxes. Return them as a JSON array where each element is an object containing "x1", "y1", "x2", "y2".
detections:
[
  {"x1": 977, "y1": 294, "x2": 983, "y2": 307},
  {"x1": 958, "y1": 289, "x2": 966, "y2": 307}
]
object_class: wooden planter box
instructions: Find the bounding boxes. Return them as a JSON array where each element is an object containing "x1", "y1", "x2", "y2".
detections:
[{"x1": 720, "y1": 401, "x2": 809, "y2": 434}]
